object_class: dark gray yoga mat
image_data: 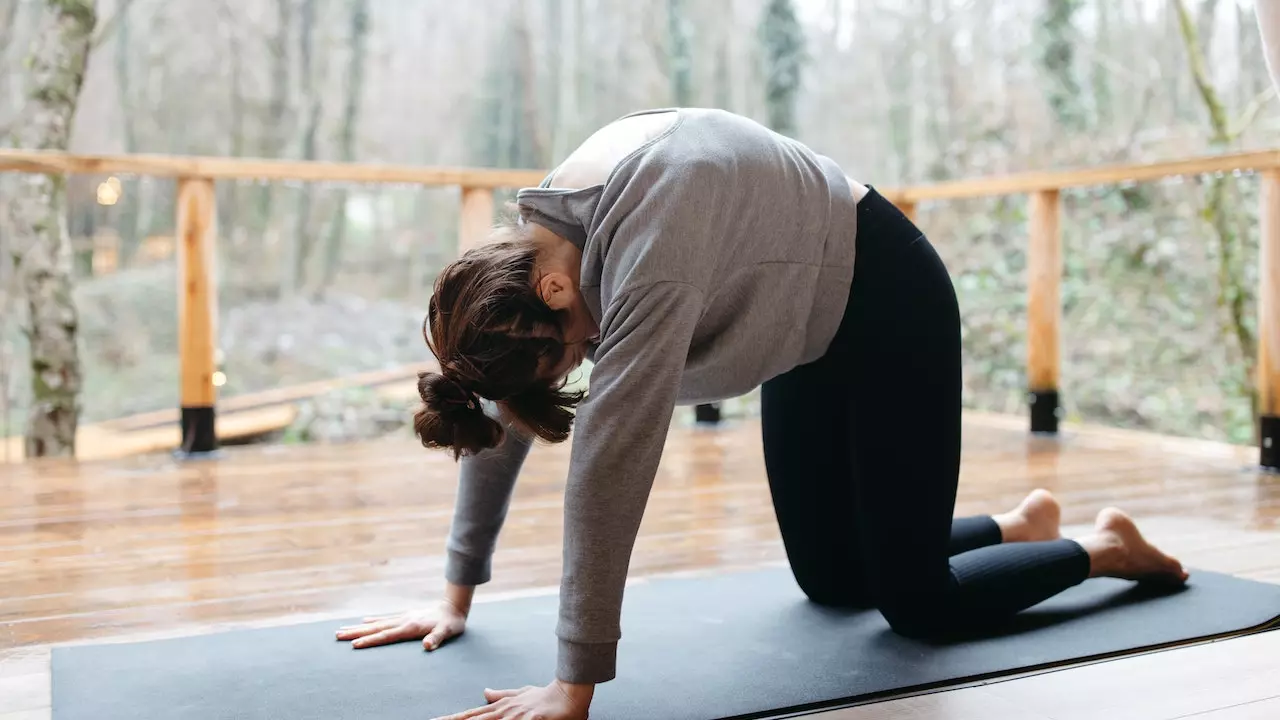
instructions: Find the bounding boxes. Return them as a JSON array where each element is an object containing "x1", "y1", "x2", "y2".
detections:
[{"x1": 53, "y1": 566, "x2": 1280, "y2": 720}]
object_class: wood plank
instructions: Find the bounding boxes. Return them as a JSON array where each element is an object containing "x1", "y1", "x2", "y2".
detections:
[
  {"x1": 1, "y1": 405, "x2": 296, "y2": 464},
  {"x1": 1193, "y1": 696, "x2": 1280, "y2": 720},
  {"x1": 97, "y1": 362, "x2": 432, "y2": 433},
  {"x1": 816, "y1": 631, "x2": 1280, "y2": 720},
  {"x1": 1, "y1": 418, "x2": 1277, "y2": 719},
  {"x1": 0, "y1": 149, "x2": 547, "y2": 190}
]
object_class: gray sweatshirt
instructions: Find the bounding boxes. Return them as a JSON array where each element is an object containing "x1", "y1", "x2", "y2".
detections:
[{"x1": 443, "y1": 108, "x2": 859, "y2": 684}]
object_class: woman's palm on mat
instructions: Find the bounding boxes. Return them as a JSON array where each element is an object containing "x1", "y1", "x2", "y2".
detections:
[
  {"x1": 334, "y1": 602, "x2": 467, "y2": 650},
  {"x1": 431, "y1": 683, "x2": 592, "y2": 720}
]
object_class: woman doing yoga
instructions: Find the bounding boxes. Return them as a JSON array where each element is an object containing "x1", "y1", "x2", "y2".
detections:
[{"x1": 334, "y1": 108, "x2": 1188, "y2": 720}]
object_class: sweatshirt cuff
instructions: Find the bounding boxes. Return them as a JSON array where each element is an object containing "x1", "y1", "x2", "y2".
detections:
[
  {"x1": 444, "y1": 549, "x2": 491, "y2": 586},
  {"x1": 556, "y1": 639, "x2": 618, "y2": 685}
]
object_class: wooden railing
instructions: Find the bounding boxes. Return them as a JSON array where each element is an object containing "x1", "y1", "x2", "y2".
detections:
[
  {"x1": 875, "y1": 149, "x2": 1278, "y2": 473},
  {"x1": 0, "y1": 148, "x2": 1277, "y2": 470}
]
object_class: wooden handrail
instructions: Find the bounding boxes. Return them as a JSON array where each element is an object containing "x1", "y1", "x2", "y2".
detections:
[
  {"x1": 880, "y1": 149, "x2": 1280, "y2": 203},
  {"x1": 1, "y1": 146, "x2": 1276, "y2": 469},
  {"x1": 0, "y1": 149, "x2": 548, "y2": 189},
  {"x1": 6, "y1": 147, "x2": 1280, "y2": 199}
]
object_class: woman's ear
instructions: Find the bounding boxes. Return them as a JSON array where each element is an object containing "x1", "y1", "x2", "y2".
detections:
[{"x1": 536, "y1": 272, "x2": 575, "y2": 310}]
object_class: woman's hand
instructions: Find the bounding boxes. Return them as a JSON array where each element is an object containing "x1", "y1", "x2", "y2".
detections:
[
  {"x1": 431, "y1": 680, "x2": 594, "y2": 720},
  {"x1": 335, "y1": 584, "x2": 472, "y2": 650}
]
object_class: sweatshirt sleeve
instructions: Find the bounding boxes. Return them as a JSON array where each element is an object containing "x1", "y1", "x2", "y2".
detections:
[
  {"x1": 444, "y1": 405, "x2": 534, "y2": 587},
  {"x1": 554, "y1": 280, "x2": 705, "y2": 684}
]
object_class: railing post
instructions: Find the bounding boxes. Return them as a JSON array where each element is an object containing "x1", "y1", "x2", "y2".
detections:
[
  {"x1": 175, "y1": 177, "x2": 220, "y2": 458},
  {"x1": 1027, "y1": 189, "x2": 1062, "y2": 435},
  {"x1": 694, "y1": 403, "x2": 722, "y2": 425},
  {"x1": 458, "y1": 187, "x2": 495, "y2": 256},
  {"x1": 898, "y1": 200, "x2": 918, "y2": 224},
  {"x1": 1259, "y1": 172, "x2": 1280, "y2": 471}
]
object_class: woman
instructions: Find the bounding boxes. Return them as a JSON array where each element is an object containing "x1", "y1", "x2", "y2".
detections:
[{"x1": 335, "y1": 108, "x2": 1188, "y2": 720}]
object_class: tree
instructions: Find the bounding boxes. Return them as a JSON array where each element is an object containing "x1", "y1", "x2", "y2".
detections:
[
  {"x1": 256, "y1": 0, "x2": 293, "y2": 239},
  {"x1": 4, "y1": 0, "x2": 97, "y2": 458},
  {"x1": 1174, "y1": 0, "x2": 1264, "y2": 429},
  {"x1": 114, "y1": 4, "x2": 143, "y2": 265},
  {"x1": 288, "y1": 0, "x2": 322, "y2": 295},
  {"x1": 668, "y1": 0, "x2": 694, "y2": 106},
  {"x1": 1037, "y1": 0, "x2": 1085, "y2": 132},
  {"x1": 470, "y1": 1, "x2": 544, "y2": 170},
  {"x1": 0, "y1": 0, "x2": 23, "y2": 118},
  {"x1": 319, "y1": 0, "x2": 370, "y2": 293},
  {"x1": 759, "y1": 0, "x2": 805, "y2": 137}
]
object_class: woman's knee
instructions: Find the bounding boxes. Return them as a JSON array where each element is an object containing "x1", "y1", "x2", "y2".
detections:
[
  {"x1": 792, "y1": 566, "x2": 872, "y2": 609},
  {"x1": 877, "y1": 588, "x2": 956, "y2": 639},
  {"x1": 881, "y1": 604, "x2": 946, "y2": 639}
]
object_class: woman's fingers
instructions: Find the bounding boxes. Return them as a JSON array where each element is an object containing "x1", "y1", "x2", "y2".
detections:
[
  {"x1": 421, "y1": 623, "x2": 454, "y2": 651},
  {"x1": 350, "y1": 625, "x2": 417, "y2": 649},
  {"x1": 335, "y1": 618, "x2": 400, "y2": 641},
  {"x1": 432, "y1": 703, "x2": 503, "y2": 720}
]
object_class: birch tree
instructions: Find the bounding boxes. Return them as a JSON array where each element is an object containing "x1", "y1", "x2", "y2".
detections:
[{"x1": 5, "y1": 0, "x2": 97, "y2": 457}]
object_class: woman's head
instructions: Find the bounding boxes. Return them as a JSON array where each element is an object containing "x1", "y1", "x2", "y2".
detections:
[{"x1": 414, "y1": 218, "x2": 596, "y2": 458}]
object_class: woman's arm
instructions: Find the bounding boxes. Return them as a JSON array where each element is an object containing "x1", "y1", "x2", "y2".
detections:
[
  {"x1": 335, "y1": 406, "x2": 531, "y2": 652},
  {"x1": 446, "y1": 405, "x2": 535, "y2": 586},
  {"x1": 554, "y1": 281, "x2": 705, "y2": 684}
]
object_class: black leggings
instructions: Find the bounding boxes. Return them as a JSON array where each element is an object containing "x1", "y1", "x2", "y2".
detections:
[{"x1": 760, "y1": 188, "x2": 1091, "y2": 636}]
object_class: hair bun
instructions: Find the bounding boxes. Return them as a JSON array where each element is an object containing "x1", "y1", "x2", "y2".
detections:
[{"x1": 413, "y1": 372, "x2": 503, "y2": 458}]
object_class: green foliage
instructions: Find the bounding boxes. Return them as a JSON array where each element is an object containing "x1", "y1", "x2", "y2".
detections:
[
  {"x1": 927, "y1": 179, "x2": 1260, "y2": 445},
  {"x1": 758, "y1": 0, "x2": 805, "y2": 137},
  {"x1": 50, "y1": 0, "x2": 96, "y2": 30},
  {"x1": 1037, "y1": 0, "x2": 1085, "y2": 131}
]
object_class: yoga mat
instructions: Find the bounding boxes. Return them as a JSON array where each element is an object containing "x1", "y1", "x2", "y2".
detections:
[{"x1": 52, "y1": 567, "x2": 1280, "y2": 720}]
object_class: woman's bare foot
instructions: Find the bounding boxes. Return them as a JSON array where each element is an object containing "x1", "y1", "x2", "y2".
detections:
[
  {"x1": 1077, "y1": 508, "x2": 1189, "y2": 583},
  {"x1": 994, "y1": 489, "x2": 1062, "y2": 543}
]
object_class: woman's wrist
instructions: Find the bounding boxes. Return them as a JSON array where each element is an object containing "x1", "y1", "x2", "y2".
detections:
[
  {"x1": 442, "y1": 581, "x2": 475, "y2": 617},
  {"x1": 552, "y1": 678, "x2": 595, "y2": 707}
]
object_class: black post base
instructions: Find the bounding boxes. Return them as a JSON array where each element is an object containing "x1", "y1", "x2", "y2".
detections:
[
  {"x1": 1262, "y1": 415, "x2": 1278, "y2": 472},
  {"x1": 1029, "y1": 390, "x2": 1060, "y2": 435},
  {"x1": 177, "y1": 405, "x2": 219, "y2": 459},
  {"x1": 694, "y1": 403, "x2": 722, "y2": 425}
]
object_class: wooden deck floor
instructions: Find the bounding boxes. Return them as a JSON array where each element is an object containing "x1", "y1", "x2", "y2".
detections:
[{"x1": 1, "y1": 412, "x2": 1278, "y2": 719}]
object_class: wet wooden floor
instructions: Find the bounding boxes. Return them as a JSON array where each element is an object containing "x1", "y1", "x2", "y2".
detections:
[{"x1": 2, "y1": 412, "x2": 1279, "y2": 719}]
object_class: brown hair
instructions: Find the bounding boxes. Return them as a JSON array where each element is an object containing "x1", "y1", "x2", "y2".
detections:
[{"x1": 414, "y1": 220, "x2": 585, "y2": 458}]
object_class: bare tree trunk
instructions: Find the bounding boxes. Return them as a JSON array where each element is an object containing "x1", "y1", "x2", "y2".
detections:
[
  {"x1": 1175, "y1": 0, "x2": 1258, "y2": 425},
  {"x1": 5, "y1": 0, "x2": 96, "y2": 458},
  {"x1": 668, "y1": 0, "x2": 694, "y2": 105},
  {"x1": 288, "y1": 0, "x2": 321, "y2": 295},
  {"x1": 550, "y1": 0, "x2": 579, "y2": 160},
  {"x1": 1092, "y1": 0, "x2": 1113, "y2": 130},
  {"x1": 320, "y1": 0, "x2": 369, "y2": 294},
  {"x1": 0, "y1": 0, "x2": 23, "y2": 117},
  {"x1": 257, "y1": 0, "x2": 292, "y2": 260},
  {"x1": 114, "y1": 6, "x2": 143, "y2": 267},
  {"x1": 217, "y1": 0, "x2": 246, "y2": 268},
  {"x1": 512, "y1": 1, "x2": 547, "y2": 167}
]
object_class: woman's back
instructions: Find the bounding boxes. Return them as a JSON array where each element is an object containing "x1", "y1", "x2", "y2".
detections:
[{"x1": 518, "y1": 107, "x2": 861, "y2": 402}]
